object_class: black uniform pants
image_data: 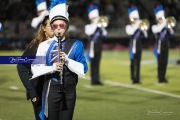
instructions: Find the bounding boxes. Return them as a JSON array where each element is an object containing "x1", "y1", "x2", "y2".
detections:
[
  {"x1": 157, "y1": 49, "x2": 169, "y2": 82},
  {"x1": 31, "y1": 78, "x2": 44, "y2": 120},
  {"x1": 90, "y1": 50, "x2": 102, "y2": 84},
  {"x1": 130, "y1": 50, "x2": 142, "y2": 82},
  {"x1": 48, "y1": 82, "x2": 76, "y2": 120},
  {"x1": 32, "y1": 99, "x2": 42, "y2": 120}
]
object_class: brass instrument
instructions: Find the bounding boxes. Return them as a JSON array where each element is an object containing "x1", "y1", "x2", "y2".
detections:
[
  {"x1": 166, "y1": 16, "x2": 176, "y2": 28},
  {"x1": 97, "y1": 16, "x2": 109, "y2": 28},
  {"x1": 139, "y1": 19, "x2": 150, "y2": 31}
]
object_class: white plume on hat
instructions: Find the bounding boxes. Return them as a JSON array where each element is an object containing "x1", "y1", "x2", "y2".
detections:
[
  {"x1": 31, "y1": 0, "x2": 48, "y2": 29},
  {"x1": 49, "y1": 0, "x2": 69, "y2": 23},
  {"x1": 31, "y1": 10, "x2": 49, "y2": 29},
  {"x1": 128, "y1": 6, "x2": 139, "y2": 19},
  {"x1": 88, "y1": 4, "x2": 99, "y2": 20},
  {"x1": 155, "y1": 10, "x2": 165, "y2": 19},
  {"x1": 129, "y1": 10, "x2": 139, "y2": 19},
  {"x1": 36, "y1": 0, "x2": 47, "y2": 12},
  {"x1": 154, "y1": 5, "x2": 165, "y2": 19}
]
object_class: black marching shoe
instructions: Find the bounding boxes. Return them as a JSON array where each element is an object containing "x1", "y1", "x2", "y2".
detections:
[
  {"x1": 92, "y1": 81, "x2": 103, "y2": 85},
  {"x1": 132, "y1": 80, "x2": 141, "y2": 84},
  {"x1": 163, "y1": 79, "x2": 168, "y2": 83}
]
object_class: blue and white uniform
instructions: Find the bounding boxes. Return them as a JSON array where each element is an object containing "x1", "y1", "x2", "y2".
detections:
[
  {"x1": 125, "y1": 5, "x2": 148, "y2": 84},
  {"x1": 85, "y1": 4, "x2": 107, "y2": 85},
  {"x1": 31, "y1": 36, "x2": 88, "y2": 119},
  {"x1": 151, "y1": 5, "x2": 175, "y2": 83}
]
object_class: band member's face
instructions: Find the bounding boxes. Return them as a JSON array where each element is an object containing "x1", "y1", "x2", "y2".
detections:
[
  {"x1": 44, "y1": 20, "x2": 54, "y2": 39},
  {"x1": 51, "y1": 20, "x2": 67, "y2": 38},
  {"x1": 130, "y1": 18, "x2": 138, "y2": 24},
  {"x1": 156, "y1": 18, "x2": 164, "y2": 24},
  {"x1": 91, "y1": 17, "x2": 99, "y2": 23}
]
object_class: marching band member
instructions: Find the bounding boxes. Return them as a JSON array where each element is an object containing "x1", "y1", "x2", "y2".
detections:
[
  {"x1": 85, "y1": 4, "x2": 107, "y2": 85},
  {"x1": 31, "y1": 0, "x2": 49, "y2": 30},
  {"x1": 31, "y1": 0, "x2": 88, "y2": 119},
  {"x1": 17, "y1": 15, "x2": 54, "y2": 120},
  {"x1": 152, "y1": 5, "x2": 175, "y2": 83},
  {"x1": 125, "y1": 5, "x2": 148, "y2": 84},
  {"x1": 18, "y1": 1, "x2": 51, "y2": 119}
]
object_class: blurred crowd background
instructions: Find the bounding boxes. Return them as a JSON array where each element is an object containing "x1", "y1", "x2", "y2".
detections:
[{"x1": 0, "y1": 0, "x2": 180, "y2": 50}]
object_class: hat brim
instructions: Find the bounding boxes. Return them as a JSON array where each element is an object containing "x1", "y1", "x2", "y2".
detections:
[{"x1": 50, "y1": 16, "x2": 68, "y2": 24}]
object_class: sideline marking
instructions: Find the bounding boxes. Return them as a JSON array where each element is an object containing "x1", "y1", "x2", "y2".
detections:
[
  {"x1": 84, "y1": 77, "x2": 180, "y2": 99},
  {"x1": 105, "y1": 81, "x2": 180, "y2": 99},
  {"x1": 9, "y1": 86, "x2": 19, "y2": 90}
]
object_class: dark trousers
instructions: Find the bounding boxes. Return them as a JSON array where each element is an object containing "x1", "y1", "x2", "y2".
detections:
[
  {"x1": 157, "y1": 49, "x2": 169, "y2": 82},
  {"x1": 31, "y1": 78, "x2": 44, "y2": 120},
  {"x1": 90, "y1": 50, "x2": 102, "y2": 84},
  {"x1": 32, "y1": 100, "x2": 42, "y2": 120},
  {"x1": 48, "y1": 82, "x2": 76, "y2": 120},
  {"x1": 130, "y1": 50, "x2": 142, "y2": 82}
]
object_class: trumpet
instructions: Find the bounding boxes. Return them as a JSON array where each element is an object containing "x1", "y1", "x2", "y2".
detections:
[
  {"x1": 166, "y1": 16, "x2": 176, "y2": 28},
  {"x1": 97, "y1": 16, "x2": 109, "y2": 28},
  {"x1": 139, "y1": 19, "x2": 150, "y2": 31}
]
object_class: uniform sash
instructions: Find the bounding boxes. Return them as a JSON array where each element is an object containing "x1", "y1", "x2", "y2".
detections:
[
  {"x1": 130, "y1": 29, "x2": 141, "y2": 60},
  {"x1": 153, "y1": 28, "x2": 167, "y2": 58},
  {"x1": 87, "y1": 29, "x2": 101, "y2": 62}
]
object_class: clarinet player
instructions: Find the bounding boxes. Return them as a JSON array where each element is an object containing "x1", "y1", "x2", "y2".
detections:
[{"x1": 31, "y1": 0, "x2": 88, "y2": 119}]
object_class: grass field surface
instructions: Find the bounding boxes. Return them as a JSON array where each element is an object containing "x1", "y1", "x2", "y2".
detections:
[{"x1": 0, "y1": 49, "x2": 180, "y2": 120}]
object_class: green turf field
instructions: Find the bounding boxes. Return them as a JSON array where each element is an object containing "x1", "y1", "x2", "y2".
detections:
[{"x1": 0, "y1": 49, "x2": 180, "y2": 120}]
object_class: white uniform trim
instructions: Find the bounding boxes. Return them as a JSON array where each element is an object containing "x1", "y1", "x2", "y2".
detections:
[
  {"x1": 44, "y1": 80, "x2": 51, "y2": 117},
  {"x1": 125, "y1": 20, "x2": 141, "y2": 35},
  {"x1": 129, "y1": 10, "x2": 139, "y2": 19},
  {"x1": 67, "y1": 59, "x2": 85, "y2": 78},
  {"x1": 85, "y1": 23, "x2": 97, "y2": 36},
  {"x1": 30, "y1": 36, "x2": 85, "y2": 80},
  {"x1": 30, "y1": 37, "x2": 55, "y2": 80},
  {"x1": 49, "y1": 4, "x2": 69, "y2": 22},
  {"x1": 31, "y1": 10, "x2": 49, "y2": 29},
  {"x1": 88, "y1": 9, "x2": 99, "y2": 20},
  {"x1": 89, "y1": 41, "x2": 94, "y2": 58},
  {"x1": 37, "y1": 1, "x2": 47, "y2": 12},
  {"x1": 151, "y1": 19, "x2": 167, "y2": 34},
  {"x1": 155, "y1": 10, "x2": 165, "y2": 19}
]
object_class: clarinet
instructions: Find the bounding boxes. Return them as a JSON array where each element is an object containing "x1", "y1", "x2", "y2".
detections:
[
  {"x1": 57, "y1": 33, "x2": 64, "y2": 93},
  {"x1": 57, "y1": 33, "x2": 68, "y2": 110}
]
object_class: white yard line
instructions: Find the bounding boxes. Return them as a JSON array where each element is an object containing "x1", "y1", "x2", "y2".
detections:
[
  {"x1": 105, "y1": 81, "x2": 180, "y2": 99},
  {"x1": 4, "y1": 65, "x2": 180, "y2": 98},
  {"x1": 84, "y1": 77, "x2": 180, "y2": 99}
]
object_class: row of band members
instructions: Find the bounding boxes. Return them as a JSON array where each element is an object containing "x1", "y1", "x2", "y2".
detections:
[
  {"x1": 86, "y1": 4, "x2": 176, "y2": 84},
  {"x1": 17, "y1": 0, "x2": 175, "y2": 120},
  {"x1": 126, "y1": 4, "x2": 175, "y2": 84}
]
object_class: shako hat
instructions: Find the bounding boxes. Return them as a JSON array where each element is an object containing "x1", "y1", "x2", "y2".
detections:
[
  {"x1": 88, "y1": 4, "x2": 99, "y2": 20},
  {"x1": 49, "y1": 0, "x2": 69, "y2": 24}
]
